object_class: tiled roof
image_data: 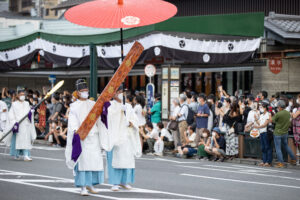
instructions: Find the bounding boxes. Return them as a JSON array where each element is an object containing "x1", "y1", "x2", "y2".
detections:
[
  {"x1": 265, "y1": 12, "x2": 300, "y2": 40},
  {"x1": 52, "y1": 0, "x2": 92, "y2": 10}
]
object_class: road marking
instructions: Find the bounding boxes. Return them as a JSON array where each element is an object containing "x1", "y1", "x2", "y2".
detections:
[
  {"x1": 0, "y1": 153, "x2": 64, "y2": 161},
  {"x1": 178, "y1": 165, "x2": 300, "y2": 181},
  {"x1": 203, "y1": 164, "x2": 291, "y2": 174},
  {"x1": 0, "y1": 169, "x2": 219, "y2": 200},
  {"x1": 154, "y1": 158, "x2": 199, "y2": 164},
  {"x1": 181, "y1": 173, "x2": 300, "y2": 189},
  {"x1": 230, "y1": 164, "x2": 292, "y2": 173}
]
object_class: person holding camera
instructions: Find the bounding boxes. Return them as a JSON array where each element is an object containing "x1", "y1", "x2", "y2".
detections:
[
  {"x1": 205, "y1": 127, "x2": 226, "y2": 162},
  {"x1": 253, "y1": 102, "x2": 273, "y2": 167}
]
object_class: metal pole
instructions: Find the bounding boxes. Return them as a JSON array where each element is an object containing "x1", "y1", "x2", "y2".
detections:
[
  {"x1": 89, "y1": 43, "x2": 98, "y2": 99},
  {"x1": 120, "y1": 28, "x2": 125, "y2": 105}
]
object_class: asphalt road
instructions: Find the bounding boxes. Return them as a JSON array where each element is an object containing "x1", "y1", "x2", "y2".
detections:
[{"x1": 0, "y1": 144, "x2": 300, "y2": 200}]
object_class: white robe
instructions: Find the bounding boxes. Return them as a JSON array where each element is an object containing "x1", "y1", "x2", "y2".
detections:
[
  {"x1": 100, "y1": 101, "x2": 142, "y2": 169},
  {"x1": 4, "y1": 101, "x2": 36, "y2": 149},
  {"x1": 0, "y1": 100, "x2": 8, "y2": 137},
  {"x1": 65, "y1": 99, "x2": 104, "y2": 171}
]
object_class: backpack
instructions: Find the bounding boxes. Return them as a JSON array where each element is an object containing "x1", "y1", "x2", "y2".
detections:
[{"x1": 183, "y1": 104, "x2": 195, "y2": 125}]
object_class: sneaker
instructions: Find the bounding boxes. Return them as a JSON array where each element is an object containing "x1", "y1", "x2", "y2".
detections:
[
  {"x1": 111, "y1": 185, "x2": 120, "y2": 191},
  {"x1": 258, "y1": 162, "x2": 265, "y2": 167},
  {"x1": 274, "y1": 163, "x2": 285, "y2": 168},
  {"x1": 80, "y1": 187, "x2": 89, "y2": 196},
  {"x1": 264, "y1": 163, "x2": 271, "y2": 167},
  {"x1": 290, "y1": 160, "x2": 297, "y2": 166},
  {"x1": 219, "y1": 157, "x2": 225, "y2": 162},
  {"x1": 146, "y1": 152, "x2": 154, "y2": 156},
  {"x1": 175, "y1": 153, "x2": 183, "y2": 158},
  {"x1": 154, "y1": 152, "x2": 163, "y2": 156},
  {"x1": 213, "y1": 157, "x2": 219, "y2": 162},
  {"x1": 24, "y1": 156, "x2": 32, "y2": 162},
  {"x1": 87, "y1": 186, "x2": 98, "y2": 194},
  {"x1": 119, "y1": 184, "x2": 132, "y2": 190}
]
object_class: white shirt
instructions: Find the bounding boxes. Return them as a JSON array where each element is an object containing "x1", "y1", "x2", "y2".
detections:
[
  {"x1": 171, "y1": 105, "x2": 181, "y2": 118},
  {"x1": 160, "y1": 128, "x2": 173, "y2": 141},
  {"x1": 258, "y1": 112, "x2": 270, "y2": 133},
  {"x1": 188, "y1": 132, "x2": 196, "y2": 148},
  {"x1": 247, "y1": 110, "x2": 260, "y2": 124},
  {"x1": 133, "y1": 104, "x2": 146, "y2": 126},
  {"x1": 147, "y1": 128, "x2": 159, "y2": 139}
]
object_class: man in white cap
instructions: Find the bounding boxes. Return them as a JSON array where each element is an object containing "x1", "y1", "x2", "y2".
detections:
[
  {"x1": 65, "y1": 79, "x2": 104, "y2": 196},
  {"x1": 100, "y1": 85, "x2": 142, "y2": 191},
  {"x1": 4, "y1": 86, "x2": 36, "y2": 161}
]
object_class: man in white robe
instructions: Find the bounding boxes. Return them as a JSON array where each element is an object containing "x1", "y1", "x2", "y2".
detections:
[
  {"x1": 4, "y1": 86, "x2": 36, "y2": 161},
  {"x1": 100, "y1": 86, "x2": 142, "y2": 191},
  {"x1": 65, "y1": 79, "x2": 104, "y2": 196}
]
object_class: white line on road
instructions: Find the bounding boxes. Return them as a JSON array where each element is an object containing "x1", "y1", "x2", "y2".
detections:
[
  {"x1": 181, "y1": 173, "x2": 300, "y2": 189},
  {"x1": 0, "y1": 153, "x2": 64, "y2": 161},
  {"x1": 178, "y1": 165, "x2": 300, "y2": 181},
  {"x1": 230, "y1": 164, "x2": 292, "y2": 173},
  {"x1": 154, "y1": 158, "x2": 199, "y2": 164},
  {"x1": 203, "y1": 164, "x2": 292, "y2": 174},
  {"x1": 0, "y1": 169, "x2": 220, "y2": 200}
]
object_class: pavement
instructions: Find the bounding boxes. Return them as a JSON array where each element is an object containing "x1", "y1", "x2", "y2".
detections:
[{"x1": 0, "y1": 142, "x2": 300, "y2": 200}]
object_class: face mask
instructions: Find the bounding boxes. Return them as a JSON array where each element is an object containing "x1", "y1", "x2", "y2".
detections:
[
  {"x1": 52, "y1": 124, "x2": 56, "y2": 128},
  {"x1": 38, "y1": 97, "x2": 42, "y2": 101},
  {"x1": 212, "y1": 132, "x2": 216, "y2": 137},
  {"x1": 260, "y1": 108, "x2": 264, "y2": 113},
  {"x1": 202, "y1": 133, "x2": 208, "y2": 138},
  {"x1": 223, "y1": 102, "x2": 228, "y2": 107},
  {"x1": 289, "y1": 102, "x2": 293, "y2": 107},
  {"x1": 19, "y1": 95, "x2": 25, "y2": 101},
  {"x1": 241, "y1": 105, "x2": 245, "y2": 109},
  {"x1": 33, "y1": 95, "x2": 37, "y2": 98},
  {"x1": 117, "y1": 93, "x2": 123, "y2": 100},
  {"x1": 297, "y1": 99, "x2": 300, "y2": 104},
  {"x1": 33, "y1": 102, "x2": 36, "y2": 105},
  {"x1": 80, "y1": 91, "x2": 89, "y2": 99}
]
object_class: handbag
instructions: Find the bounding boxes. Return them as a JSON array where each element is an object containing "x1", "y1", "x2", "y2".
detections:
[
  {"x1": 228, "y1": 122, "x2": 236, "y2": 135},
  {"x1": 168, "y1": 120, "x2": 178, "y2": 131}
]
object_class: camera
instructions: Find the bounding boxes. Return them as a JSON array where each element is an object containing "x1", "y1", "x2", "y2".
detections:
[
  {"x1": 217, "y1": 101, "x2": 223, "y2": 108},
  {"x1": 56, "y1": 126, "x2": 61, "y2": 130}
]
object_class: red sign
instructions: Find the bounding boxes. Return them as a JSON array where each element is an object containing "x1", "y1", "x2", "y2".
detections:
[{"x1": 269, "y1": 58, "x2": 282, "y2": 74}]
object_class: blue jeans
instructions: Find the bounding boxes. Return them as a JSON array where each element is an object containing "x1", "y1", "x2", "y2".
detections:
[
  {"x1": 260, "y1": 132, "x2": 273, "y2": 164},
  {"x1": 274, "y1": 133, "x2": 296, "y2": 163}
]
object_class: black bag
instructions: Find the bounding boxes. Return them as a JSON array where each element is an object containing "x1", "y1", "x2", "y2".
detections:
[
  {"x1": 183, "y1": 105, "x2": 195, "y2": 125},
  {"x1": 168, "y1": 120, "x2": 178, "y2": 131}
]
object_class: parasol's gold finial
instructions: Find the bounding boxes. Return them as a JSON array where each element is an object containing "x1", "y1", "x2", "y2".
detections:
[{"x1": 118, "y1": 0, "x2": 123, "y2": 5}]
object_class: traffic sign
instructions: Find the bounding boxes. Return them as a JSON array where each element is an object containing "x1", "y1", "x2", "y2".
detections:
[{"x1": 144, "y1": 64, "x2": 156, "y2": 77}]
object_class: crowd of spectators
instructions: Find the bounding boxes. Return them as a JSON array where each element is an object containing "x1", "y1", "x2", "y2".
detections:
[{"x1": 1, "y1": 85, "x2": 299, "y2": 167}]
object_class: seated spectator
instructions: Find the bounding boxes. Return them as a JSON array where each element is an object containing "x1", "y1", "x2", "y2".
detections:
[
  {"x1": 205, "y1": 127, "x2": 226, "y2": 162},
  {"x1": 197, "y1": 128, "x2": 211, "y2": 161},
  {"x1": 141, "y1": 121, "x2": 159, "y2": 155},
  {"x1": 157, "y1": 122, "x2": 174, "y2": 151},
  {"x1": 56, "y1": 121, "x2": 68, "y2": 147},
  {"x1": 176, "y1": 124, "x2": 197, "y2": 158},
  {"x1": 44, "y1": 121, "x2": 64, "y2": 147}
]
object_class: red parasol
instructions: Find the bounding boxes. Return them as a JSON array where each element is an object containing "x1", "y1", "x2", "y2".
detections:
[
  {"x1": 65, "y1": 0, "x2": 177, "y2": 29},
  {"x1": 65, "y1": 0, "x2": 177, "y2": 103}
]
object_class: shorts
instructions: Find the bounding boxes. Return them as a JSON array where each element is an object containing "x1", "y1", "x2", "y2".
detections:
[{"x1": 187, "y1": 148, "x2": 197, "y2": 157}]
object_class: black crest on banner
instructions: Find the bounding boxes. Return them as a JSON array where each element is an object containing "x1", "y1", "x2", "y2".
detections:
[
  {"x1": 101, "y1": 49, "x2": 106, "y2": 56},
  {"x1": 53, "y1": 45, "x2": 56, "y2": 52},
  {"x1": 82, "y1": 48, "x2": 86, "y2": 56},
  {"x1": 179, "y1": 40, "x2": 185, "y2": 48},
  {"x1": 228, "y1": 43, "x2": 234, "y2": 51}
]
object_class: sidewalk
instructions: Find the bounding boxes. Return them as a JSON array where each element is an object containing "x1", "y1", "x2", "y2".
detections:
[{"x1": 33, "y1": 139, "x2": 300, "y2": 170}]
